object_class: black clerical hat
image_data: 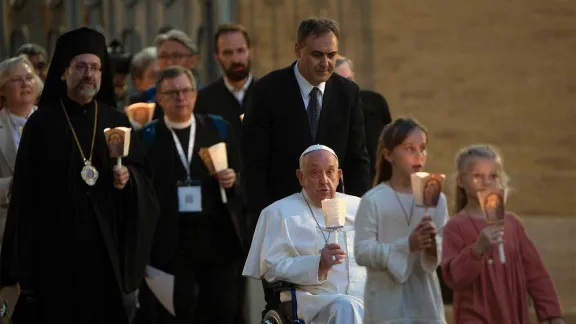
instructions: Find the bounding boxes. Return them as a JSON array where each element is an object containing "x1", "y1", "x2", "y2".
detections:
[
  {"x1": 108, "y1": 39, "x2": 132, "y2": 76},
  {"x1": 38, "y1": 27, "x2": 116, "y2": 107}
]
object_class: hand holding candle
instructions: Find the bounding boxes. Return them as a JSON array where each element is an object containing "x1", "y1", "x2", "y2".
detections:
[
  {"x1": 104, "y1": 127, "x2": 131, "y2": 168},
  {"x1": 410, "y1": 215, "x2": 437, "y2": 252},
  {"x1": 216, "y1": 169, "x2": 236, "y2": 188},
  {"x1": 113, "y1": 165, "x2": 130, "y2": 190},
  {"x1": 474, "y1": 225, "x2": 504, "y2": 257},
  {"x1": 321, "y1": 198, "x2": 347, "y2": 245},
  {"x1": 199, "y1": 142, "x2": 229, "y2": 204},
  {"x1": 478, "y1": 188, "x2": 508, "y2": 264}
]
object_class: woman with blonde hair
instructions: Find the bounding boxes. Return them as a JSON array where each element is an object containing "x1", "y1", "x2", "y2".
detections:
[{"x1": 0, "y1": 54, "x2": 43, "y2": 251}]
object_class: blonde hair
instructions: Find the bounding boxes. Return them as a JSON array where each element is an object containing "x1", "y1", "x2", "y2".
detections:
[
  {"x1": 454, "y1": 144, "x2": 510, "y2": 213},
  {"x1": 0, "y1": 55, "x2": 43, "y2": 106}
]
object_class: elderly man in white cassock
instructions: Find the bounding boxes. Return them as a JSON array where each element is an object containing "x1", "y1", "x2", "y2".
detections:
[{"x1": 243, "y1": 144, "x2": 366, "y2": 324}]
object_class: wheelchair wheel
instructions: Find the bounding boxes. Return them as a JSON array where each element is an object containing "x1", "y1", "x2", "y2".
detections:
[{"x1": 262, "y1": 309, "x2": 290, "y2": 324}]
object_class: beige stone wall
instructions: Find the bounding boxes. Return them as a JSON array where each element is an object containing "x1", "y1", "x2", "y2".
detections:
[
  {"x1": 239, "y1": 0, "x2": 576, "y2": 217},
  {"x1": 524, "y1": 217, "x2": 576, "y2": 313},
  {"x1": 240, "y1": 0, "x2": 576, "y2": 315}
]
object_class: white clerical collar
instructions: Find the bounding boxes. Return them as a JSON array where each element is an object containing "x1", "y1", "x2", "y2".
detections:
[
  {"x1": 294, "y1": 61, "x2": 326, "y2": 97},
  {"x1": 164, "y1": 115, "x2": 195, "y2": 129},
  {"x1": 224, "y1": 73, "x2": 253, "y2": 94}
]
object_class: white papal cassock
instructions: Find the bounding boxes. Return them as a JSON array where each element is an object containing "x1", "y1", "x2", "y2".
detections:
[{"x1": 243, "y1": 191, "x2": 366, "y2": 324}]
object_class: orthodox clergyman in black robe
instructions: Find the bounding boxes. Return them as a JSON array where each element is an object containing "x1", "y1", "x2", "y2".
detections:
[{"x1": 0, "y1": 27, "x2": 160, "y2": 324}]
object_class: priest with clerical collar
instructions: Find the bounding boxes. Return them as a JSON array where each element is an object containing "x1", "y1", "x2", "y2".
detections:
[
  {"x1": 135, "y1": 65, "x2": 246, "y2": 324},
  {"x1": 243, "y1": 144, "x2": 366, "y2": 324},
  {"x1": 0, "y1": 27, "x2": 160, "y2": 323}
]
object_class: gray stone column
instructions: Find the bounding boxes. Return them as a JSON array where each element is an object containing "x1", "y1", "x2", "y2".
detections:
[{"x1": 64, "y1": 0, "x2": 79, "y2": 31}]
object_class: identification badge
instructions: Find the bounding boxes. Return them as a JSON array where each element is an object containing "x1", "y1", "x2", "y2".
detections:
[{"x1": 177, "y1": 180, "x2": 202, "y2": 212}]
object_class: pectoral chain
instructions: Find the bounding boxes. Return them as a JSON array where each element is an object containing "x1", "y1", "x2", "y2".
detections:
[{"x1": 61, "y1": 99, "x2": 99, "y2": 186}]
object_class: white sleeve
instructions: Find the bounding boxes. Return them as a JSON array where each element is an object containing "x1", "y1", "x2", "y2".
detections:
[
  {"x1": 242, "y1": 208, "x2": 271, "y2": 279},
  {"x1": 420, "y1": 194, "x2": 449, "y2": 273},
  {"x1": 243, "y1": 207, "x2": 325, "y2": 286},
  {"x1": 263, "y1": 255, "x2": 325, "y2": 285},
  {"x1": 354, "y1": 197, "x2": 415, "y2": 283}
]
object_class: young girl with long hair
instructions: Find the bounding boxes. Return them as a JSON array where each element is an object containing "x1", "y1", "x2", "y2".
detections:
[
  {"x1": 354, "y1": 117, "x2": 447, "y2": 323},
  {"x1": 442, "y1": 144, "x2": 564, "y2": 324}
]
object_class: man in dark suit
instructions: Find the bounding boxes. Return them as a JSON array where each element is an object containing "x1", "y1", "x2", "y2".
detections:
[
  {"x1": 334, "y1": 56, "x2": 392, "y2": 183},
  {"x1": 195, "y1": 24, "x2": 255, "y2": 139},
  {"x1": 134, "y1": 66, "x2": 247, "y2": 324},
  {"x1": 241, "y1": 17, "x2": 371, "y2": 225},
  {"x1": 193, "y1": 24, "x2": 253, "y2": 324}
]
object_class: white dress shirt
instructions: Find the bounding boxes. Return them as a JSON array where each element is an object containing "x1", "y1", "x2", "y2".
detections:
[
  {"x1": 224, "y1": 74, "x2": 253, "y2": 104},
  {"x1": 293, "y1": 62, "x2": 326, "y2": 110}
]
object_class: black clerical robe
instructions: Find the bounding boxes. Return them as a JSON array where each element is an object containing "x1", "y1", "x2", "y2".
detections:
[
  {"x1": 0, "y1": 96, "x2": 160, "y2": 324},
  {"x1": 360, "y1": 89, "x2": 392, "y2": 183},
  {"x1": 134, "y1": 115, "x2": 246, "y2": 324}
]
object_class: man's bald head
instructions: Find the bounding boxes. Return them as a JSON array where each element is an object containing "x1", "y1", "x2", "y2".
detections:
[{"x1": 335, "y1": 56, "x2": 354, "y2": 81}]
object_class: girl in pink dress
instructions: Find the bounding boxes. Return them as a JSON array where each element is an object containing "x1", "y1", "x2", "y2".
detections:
[{"x1": 441, "y1": 144, "x2": 564, "y2": 324}]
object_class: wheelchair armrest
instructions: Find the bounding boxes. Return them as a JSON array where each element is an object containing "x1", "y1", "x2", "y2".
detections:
[
  {"x1": 264, "y1": 281, "x2": 296, "y2": 290},
  {"x1": 261, "y1": 281, "x2": 302, "y2": 323},
  {"x1": 262, "y1": 280, "x2": 297, "y2": 309}
]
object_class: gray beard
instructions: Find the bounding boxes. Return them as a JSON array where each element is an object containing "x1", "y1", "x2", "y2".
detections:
[{"x1": 76, "y1": 84, "x2": 100, "y2": 100}]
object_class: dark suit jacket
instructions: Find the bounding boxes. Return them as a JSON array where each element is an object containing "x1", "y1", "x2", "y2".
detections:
[
  {"x1": 139, "y1": 115, "x2": 247, "y2": 272},
  {"x1": 241, "y1": 62, "x2": 370, "y2": 221},
  {"x1": 195, "y1": 77, "x2": 256, "y2": 140},
  {"x1": 360, "y1": 89, "x2": 392, "y2": 183}
]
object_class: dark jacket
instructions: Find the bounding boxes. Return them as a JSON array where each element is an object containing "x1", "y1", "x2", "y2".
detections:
[{"x1": 241, "y1": 62, "x2": 371, "y2": 227}]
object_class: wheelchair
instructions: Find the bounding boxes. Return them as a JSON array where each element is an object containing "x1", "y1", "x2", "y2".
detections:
[{"x1": 260, "y1": 280, "x2": 304, "y2": 324}]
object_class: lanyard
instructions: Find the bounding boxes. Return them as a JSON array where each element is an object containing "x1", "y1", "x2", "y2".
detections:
[{"x1": 169, "y1": 118, "x2": 196, "y2": 180}]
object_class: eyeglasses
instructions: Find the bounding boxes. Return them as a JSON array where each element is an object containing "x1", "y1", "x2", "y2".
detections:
[
  {"x1": 71, "y1": 63, "x2": 101, "y2": 75},
  {"x1": 158, "y1": 53, "x2": 194, "y2": 61},
  {"x1": 8, "y1": 75, "x2": 34, "y2": 85},
  {"x1": 160, "y1": 87, "x2": 195, "y2": 98}
]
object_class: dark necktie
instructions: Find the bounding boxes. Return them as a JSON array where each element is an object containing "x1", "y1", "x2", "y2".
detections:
[{"x1": 307, "y1": 87, "x2": 321, "y2": 143}]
